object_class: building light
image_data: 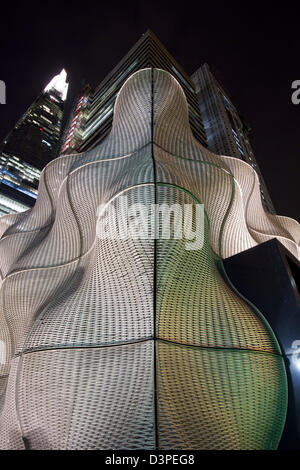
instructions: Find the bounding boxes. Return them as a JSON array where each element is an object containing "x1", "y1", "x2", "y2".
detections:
[
  {"x1": 44, "y1": 69, "x2": 69, "y2": 101},
  {"x1": 42, "y1": 139, "x2": 52, "y2": 147},
  {"x1": 0, "y1": 194, "x2": 30, "y2": 213}
]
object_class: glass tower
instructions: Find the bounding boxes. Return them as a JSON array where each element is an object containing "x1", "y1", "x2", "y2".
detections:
[
  {"x1": 0, "y1": 69, "x2": 69, "y2": 215},
  {"x1": 191, "y1": 63, "x2": 275, "y2": 213},
  {"x1": 61, "y1": 30, "x2": 207, "y2": 155}
]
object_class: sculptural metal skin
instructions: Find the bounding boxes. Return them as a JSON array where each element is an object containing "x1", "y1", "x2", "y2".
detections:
[{"x1": 0, "y1": 69, "x2": 299, "y2": 449}]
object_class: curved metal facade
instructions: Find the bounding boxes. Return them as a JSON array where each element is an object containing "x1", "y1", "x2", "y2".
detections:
[{"x1": 0, "y1": 69, "x2": 298, "y2": 449}]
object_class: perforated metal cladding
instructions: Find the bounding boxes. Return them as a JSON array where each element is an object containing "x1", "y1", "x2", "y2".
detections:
[
  {"x1": 156, "y1": 342, "x2": 287, "y2": 450},
  {"x1": 155, "y1": 147, "x2": 256, "y2": 257},
  {"x1": 156, "y1": 185, "x2": 279, "y2": 352},
  {"x1": 24, "y1": 186, "x2": 154, "y2": 351},
  {"x1": 221, "y1": 155, "x2": 300, "y2": 258},
  {"x1": 0, "y1": 358, "x2": 25, "y2": 449},
  {"x1": 67, "y1": 149, "x2": 154, "y2": 255},
  {"x1": 14, "y1": 343, "x2": 155, "y2": 450},
  {"x1": 0, "y1": 68, "x2": 299, "y2": 260},
  {"x1": 3, "y1": 262, "x2": 78, "y2": 355},
  {"x1": 0, "y1": 377, "x2": 7, "y2": 415},
  {"x1": 0, "y1": 68, "x2": 296, "y2": 449}
]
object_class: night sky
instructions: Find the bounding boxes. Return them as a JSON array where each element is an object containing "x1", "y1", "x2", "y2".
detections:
[{"x1": 0, "y1": 2, "x2": 299, "y2": 220}]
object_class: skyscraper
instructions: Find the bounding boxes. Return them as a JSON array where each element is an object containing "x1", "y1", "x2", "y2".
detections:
[
  {"x1": 0, "y1": 69, "x2": 69, "y2": 215},
  {"x1": 61, "y1": 30, "x2": 207, "y2": 155},
  {"x1": 191, "y1": 63, "x2": 275, "y2": 213},
  {"x1": 60, "y1": 85, "x2": 90, "y2": 155}
]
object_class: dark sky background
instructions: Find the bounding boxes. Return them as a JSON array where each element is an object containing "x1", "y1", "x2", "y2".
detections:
[{"x1": 0, "y1": 1, "x2": 299, "y2": 220}]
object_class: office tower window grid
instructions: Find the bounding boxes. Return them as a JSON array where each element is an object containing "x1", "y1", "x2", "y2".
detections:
[
  {"x1": 191, "y1": 63, "x2": 275, "y2": 213},
  {"x1": 0, "y1": 70, "x2": 68, "y2": 214}
]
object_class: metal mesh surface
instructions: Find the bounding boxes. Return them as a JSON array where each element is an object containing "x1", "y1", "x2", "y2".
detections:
[{"x1": 0, "y1": 68, "x2": 296, "y2": 449}]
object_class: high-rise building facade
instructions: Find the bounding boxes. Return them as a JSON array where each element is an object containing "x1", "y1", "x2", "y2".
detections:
[
  {"x1": 0, "y1": 68, "x2": 299, "y2": 450},
  {"x1": 0, "y1": 69, "x2": 69, "y2": 215},
  {"x1": 61, "y1": 30, "x2": 207, "y2": 155},
  {"x1": 191, "y1": 63, "x2": 275, "y2": 213},
  {"x1": 60, "y1": 85, "x2": 90, "y2": 155}
]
